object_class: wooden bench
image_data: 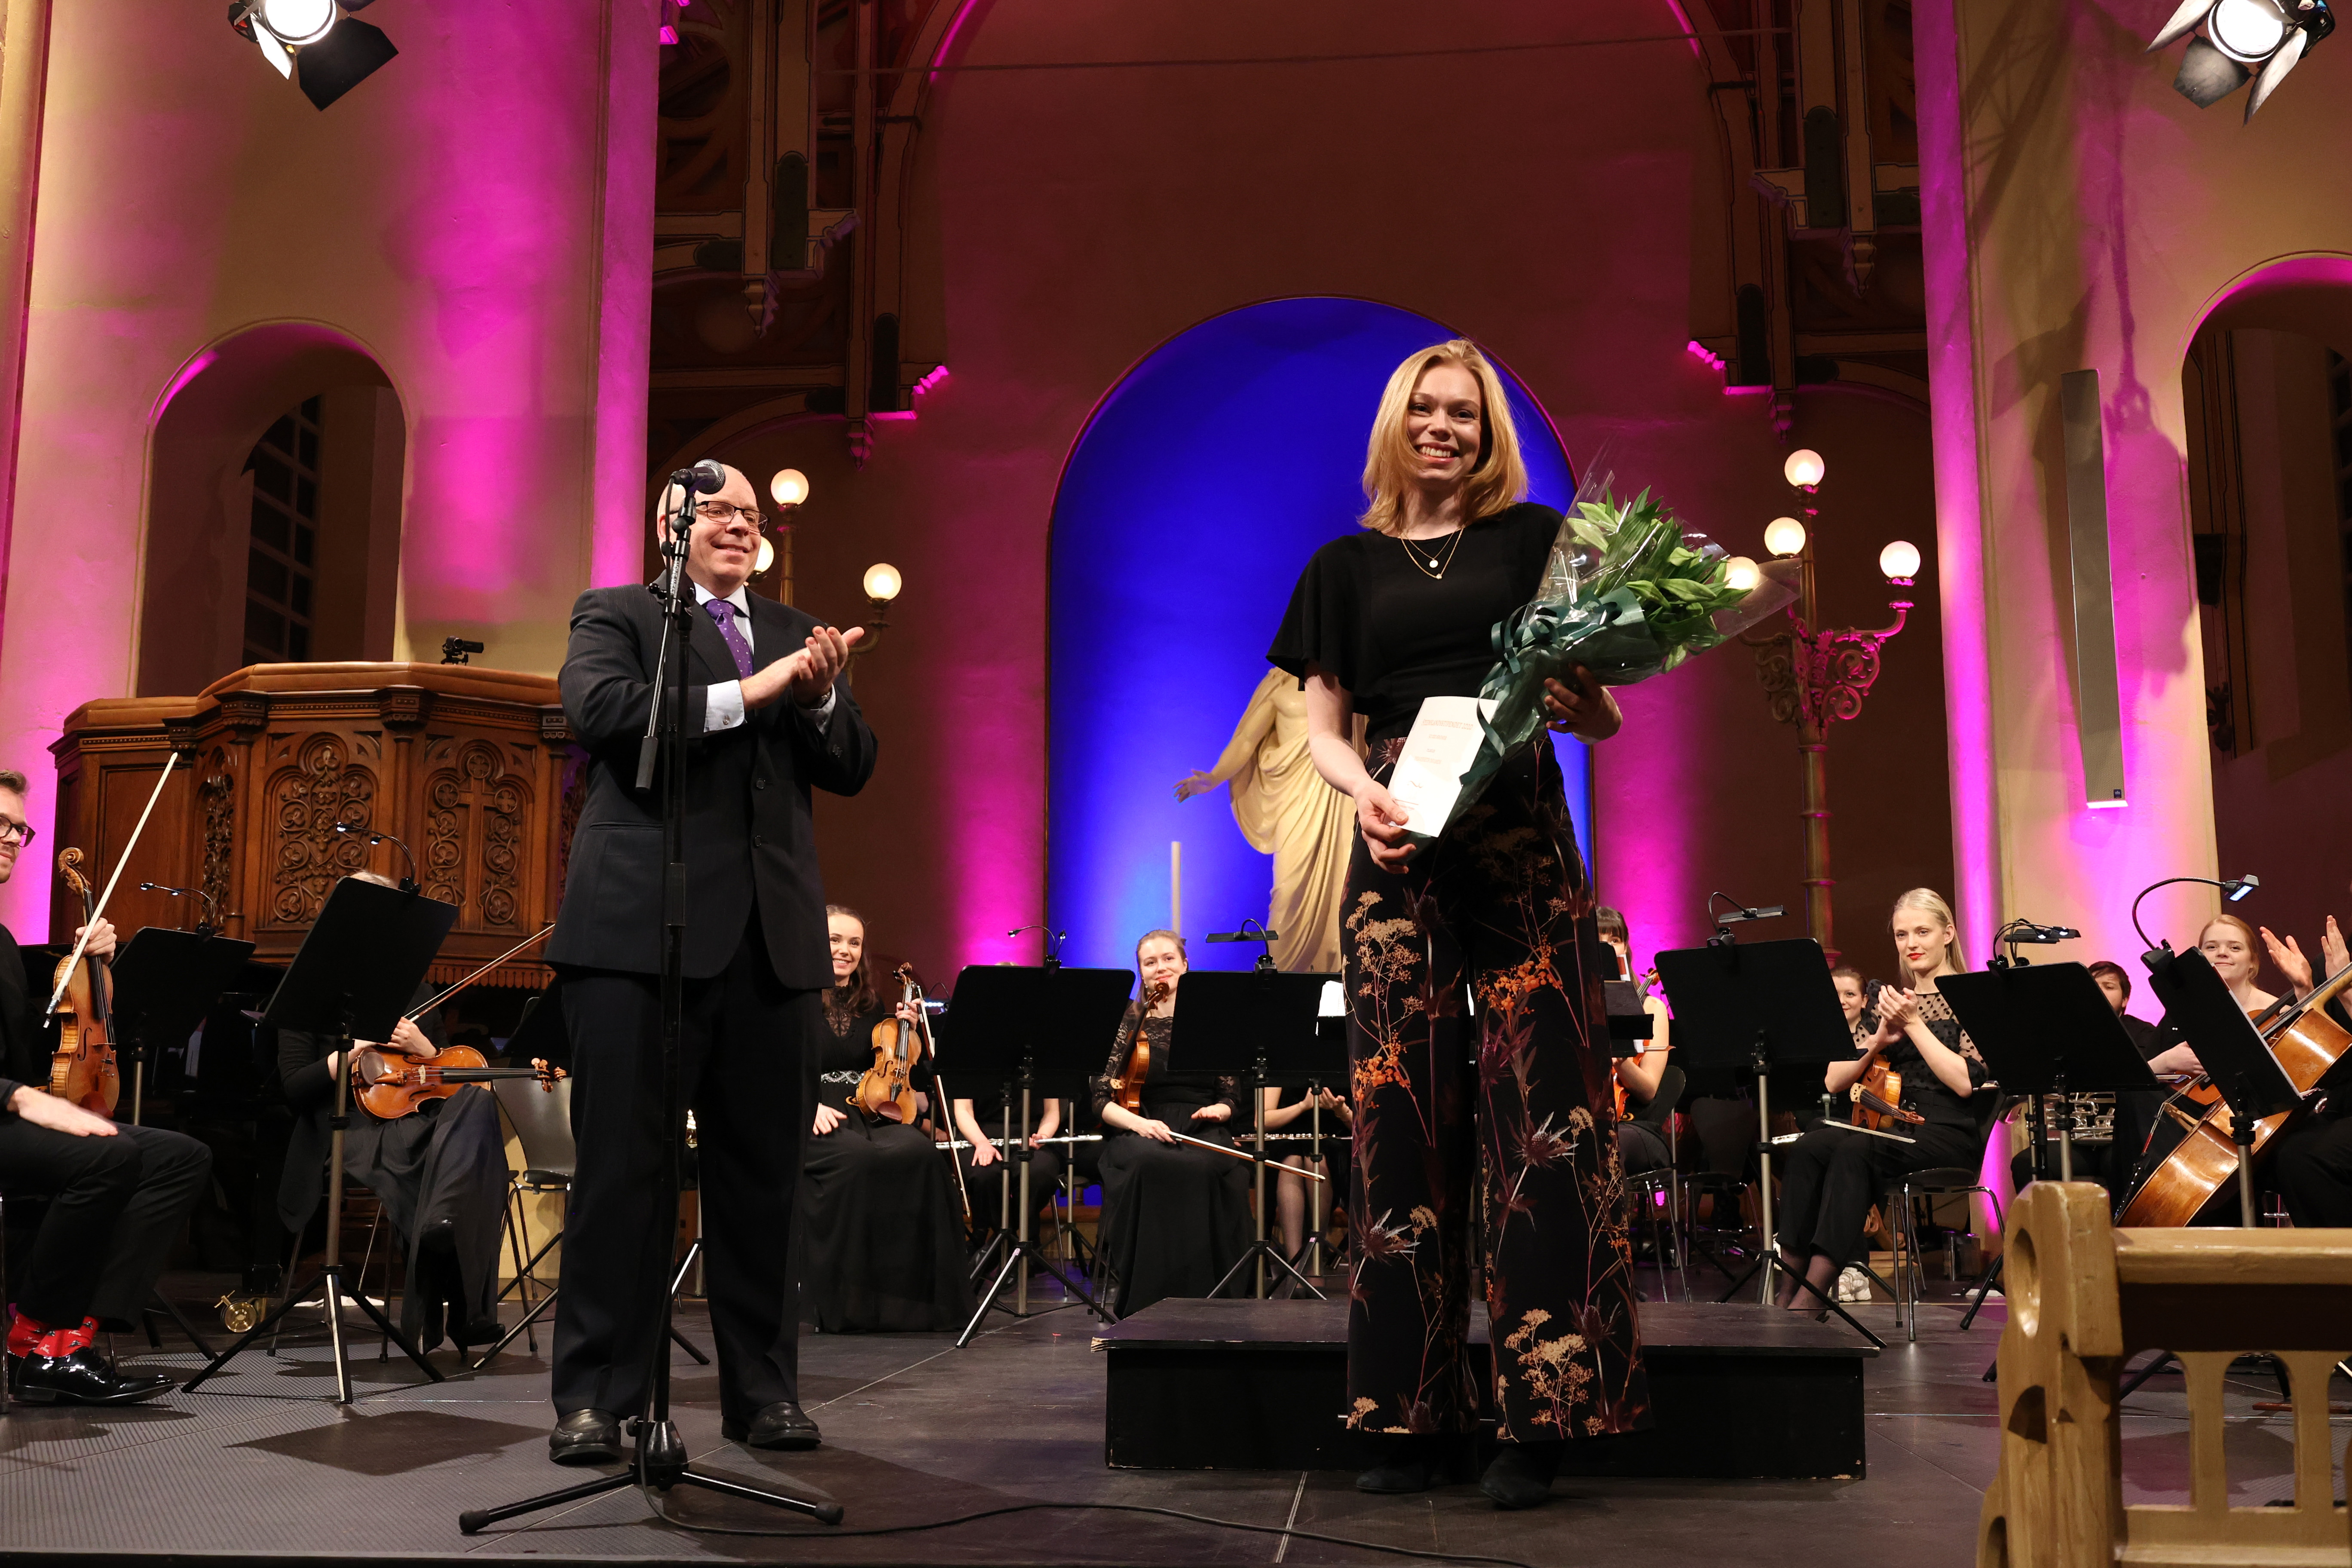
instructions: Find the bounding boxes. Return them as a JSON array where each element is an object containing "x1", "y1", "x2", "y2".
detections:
[{"x1": 1977, "y1": 1181, "x2": 2352, "y2": 1567}]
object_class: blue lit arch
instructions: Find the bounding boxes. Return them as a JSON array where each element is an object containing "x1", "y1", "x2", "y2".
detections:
[{"x1": 1048, "y1": 297, "x2": 1586, "y2": 972}]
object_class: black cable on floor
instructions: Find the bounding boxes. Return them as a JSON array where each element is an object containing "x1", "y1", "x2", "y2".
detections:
[{"x1": 643, "y1": 1490, "x2": 1544, "y2": 1567}]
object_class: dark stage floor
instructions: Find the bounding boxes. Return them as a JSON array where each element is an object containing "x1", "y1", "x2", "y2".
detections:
[{"x1": 0, "y1": 1269, "x2": 2341, "y2": 1566}]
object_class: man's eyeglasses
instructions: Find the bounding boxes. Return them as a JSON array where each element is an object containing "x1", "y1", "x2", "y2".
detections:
[
  {"x1": 0, "y1": 818, "x2": 36, "y2": 846},
  {"x1": 693, "y1": 500, "x2": 767, "y2": 534}
]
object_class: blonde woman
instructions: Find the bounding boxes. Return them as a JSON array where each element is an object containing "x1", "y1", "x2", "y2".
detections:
[
  {"x1": 1269, "y1": 339, "x2": 1644, "y2": 1508},
  {"x1": 1770, "y1": 890, "x2": 1991, "y2": 1314}
]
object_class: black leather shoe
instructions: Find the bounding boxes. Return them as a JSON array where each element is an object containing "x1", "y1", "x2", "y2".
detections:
[
  {"x1": 548, "y1": 1408, "x2": 624, "y2": 1465},
  {"x1": 720, "y1": 1400, "x2": 821, "y2": 1450},
  {"x1": 8, "y1": 1348, "x2": 173, "y2": 1406},
  {"x1": 1479, "y1": 1441, "x2": 1563, "y2": 1509}
]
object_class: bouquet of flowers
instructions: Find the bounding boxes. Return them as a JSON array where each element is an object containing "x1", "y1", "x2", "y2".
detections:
[{"x1": 1394, "y1": 467, "x2": 1798, "y2": 845}]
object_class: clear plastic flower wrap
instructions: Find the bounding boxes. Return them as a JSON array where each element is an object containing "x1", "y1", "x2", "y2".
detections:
[{"x1": 1401, "y1": 465, "x2": 1798, "y2": 844}]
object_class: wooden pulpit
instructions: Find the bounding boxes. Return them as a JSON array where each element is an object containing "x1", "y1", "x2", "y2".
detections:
[{"x1": 50, "y1": 663, "x2": 585, "y2": 988}]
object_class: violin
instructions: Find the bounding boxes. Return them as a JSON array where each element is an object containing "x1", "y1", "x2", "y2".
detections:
[
  {"x1": 851, "y1": 963, "x2": 926, "y2": 1125},
  {"x1": 1851, "y1": 985, "x2": 1925, "y2": 1133},
  {"x1": 2114, "y1": 961, "x2": 2352, "y2": 1227},
  {"x1": 47, "y1": 849, "x2": 119, "y2": 1115},
  {"x1": 1109, "y1": 980, "x2": 1172, "y2": 1113},
  {"x1": 352, "y1": 1044, "x2": 564, "y2": 1121}
]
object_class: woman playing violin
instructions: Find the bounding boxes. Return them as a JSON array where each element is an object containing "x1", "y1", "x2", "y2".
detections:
[
  {"x1": 1771, "y1": 889, "x2": 1992, "y2": 1314},
  {"x1": 276, "y1": 877, "x2": 509, "y2": 1354},
  {"x1": 1090, "y1": 931, "x2": 1250, "y2": 1315},
  {"x1": 794, "y1": 907, "x2": 974, "y2": 1332}
]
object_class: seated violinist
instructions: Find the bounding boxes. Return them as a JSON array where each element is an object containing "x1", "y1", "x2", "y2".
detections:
[
  {"x1": 1598, "y1": 909, "x2": 1672, "y2": 1173},
  {"x1": 1771, "y1": 890, "x2": 1993, "y2": 1314},
  {"x1": 0, "y1": 768, "x2": 211, "y2": 1405},
  {"x1": 794, "y1": 906, "x2": 974, "y2": 1332},
  {"x1": 1091, "y1": 931, "x2": 1251, "y2": 1314},
  {"x1": 2258, "y1": 912, "x2": 2352, "y2": 1227},
  {"x1": 276, "y1": 873, "x2": 510, "y2": 1355}
]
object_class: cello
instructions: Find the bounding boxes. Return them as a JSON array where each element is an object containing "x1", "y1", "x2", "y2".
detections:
[
  {"x1": 2114, "y1": 960, "x2": 2352, "y2": 1227},
  {"x1": 47, "y1": 849, "x2": 119, "y2": 1115}
]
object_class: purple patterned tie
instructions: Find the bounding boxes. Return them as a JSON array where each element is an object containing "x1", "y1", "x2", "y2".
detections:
[{"x1": 704, "y1": 598, "x2": 754, "y2": 678}]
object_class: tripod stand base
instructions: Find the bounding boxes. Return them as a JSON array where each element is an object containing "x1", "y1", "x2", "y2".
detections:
[
  {"x1": 458, "y1": 1419, "x2": 844, "y2": 1535},
  {"x1": 182, "y1": 1262, "x2": 444, "y2": 1401},
  {"x1": 1209, "y1": 1240, "x2": 1325, "y2": 1301},
  {"x1": 958, "y1": 1242, "x2": 1111, "y2": 1348}
]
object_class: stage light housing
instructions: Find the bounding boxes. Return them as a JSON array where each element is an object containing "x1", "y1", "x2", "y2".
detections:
[
  {"x1": 231, "y1": 2, "x2": 398, "y2": 110},
  {"x1": 863, "y1": 563, "x2": 903, "y2": 604},
  {"x1": 1783, "y1": 449, "x2": 1826, "y2": 489},
  {"x1": 1764, "y1": 517, "x2": 1808, "y2": 557},
  {"x1": 1724, "y1": 556, "x2": 1761, "y2": 592},
  {"x1": 1879, "y1": 540, "x2": 1922, "y2": 583},
  {"x1": 770, "y1": 469, "x2": 810, "y2": 508},
  {"x1": 2146, "y1": 0, "x2": 2333, "y2": 119}
]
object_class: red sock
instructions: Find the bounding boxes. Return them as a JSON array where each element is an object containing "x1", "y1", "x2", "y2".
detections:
[
  {"x1": 5, "y1": 1311, "x2": 46, "y2": 1357},
  {"x1": 28, "y1": 1317, "x2": 95, "y2": 1359}
]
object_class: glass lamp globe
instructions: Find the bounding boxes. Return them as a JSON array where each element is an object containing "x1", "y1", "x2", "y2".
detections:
[
  {"x1": 260, "y1": 0, "x2": 337, "y2": 43},
  {"x1": 1783, "y1": 448, "x2": 1826, "y2": 489},
  {"x1": 1763, "y1": 517, "x2": 1809, "y2": 557},
  {"x1": 753, "y1": 536, "x2": 775, "y2": 574},
  {"x1": 770, "y1": 468, "x2": 810, "y2": 508},
  {"x1": 1878, "y1": 540, "x2": 1922, "y2": 582},
  {"x1": 862, "y1": 563, "x2": 903, "y2": 603},
  {"x1": 1724, "y1": 556, "x2": 1761, "y2": 591}
]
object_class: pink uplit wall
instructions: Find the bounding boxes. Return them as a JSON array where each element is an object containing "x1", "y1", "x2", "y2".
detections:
[
  {"x1": 1916, "y1": 0, "x2": 2352, "y2": 971},
  {"x1": 697, "y1": 0, "x2": 1955, "y2": 988},
  {"x1": 0, "y1": 1, "x2": 657, "y2": 935}
]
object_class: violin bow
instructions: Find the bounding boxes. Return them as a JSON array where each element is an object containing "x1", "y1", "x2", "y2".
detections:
[
  {"x1": 44, "y1": 753, "x2": 179, "y2": 1017},
  {"x1": 411, "y1": 923, "x2": 558, "y2": 1018}
]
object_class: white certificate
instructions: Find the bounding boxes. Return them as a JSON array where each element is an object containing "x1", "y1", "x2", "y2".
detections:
[{"x1": 1385, "y1": 696, "x2": 1497, "y2": 840}]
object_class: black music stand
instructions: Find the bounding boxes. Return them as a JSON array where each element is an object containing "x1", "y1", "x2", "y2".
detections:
[
  {"x1": 1655, "y1": 938, "x2": 1881, "y2": 1347},
  {"x1": 943, "y1": 964, "x2": 1131, "y2": 1344},
  {"x1": 108, "y1": 927, "x2": 256, "y2": 1126},
  {"x1": 183, "y1": 878, "x2": 456, "y2": 1404},
  {"x1": 2144, "y1": 948, "x2": 2302, "y2": 1227},
  {"x1": 1941, "y1": 965, "x2": 2162, "y2": 1185},
  {"x1": 1167, "y1": 969, "x2": 1338, "y2": 1301}
]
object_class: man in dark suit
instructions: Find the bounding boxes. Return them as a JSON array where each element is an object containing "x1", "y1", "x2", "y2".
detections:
[
  {"x1": 545, "y1": 464, "x2": 875, "y2": 1464},
  {"x1": 0, "y1": 769, "x2": 211, "y2": 1404}
]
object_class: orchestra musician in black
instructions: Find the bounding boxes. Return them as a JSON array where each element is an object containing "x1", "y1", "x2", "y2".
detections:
[
  {"x1": 542, "y1": 464, "x2": 875, "y2": 1465},
  {"x1": 0, "y1": 768, "x2": 211, "y2": 1405}
]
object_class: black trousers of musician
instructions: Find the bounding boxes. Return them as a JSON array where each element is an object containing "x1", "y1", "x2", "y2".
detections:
[
  {"x1": 553, "y1": 913, "x2": 812, "y2": 1426},
  {"x1": 1341, "y1": 742, "x2": 1650, "y2": 1443},
  {"x1": 964, "y1": 1146, "x2": 1065, "y2": 1233},
  {"x1": 0, "y1": 1120, "x2": 210, "y2": 1329},
  {"x1": 2270, "y1": 1109, "x2": 2352, "y2": 1227},
  {"x1": 1775, "y1": 1120, "x2": 1979, "y2": 1269}
]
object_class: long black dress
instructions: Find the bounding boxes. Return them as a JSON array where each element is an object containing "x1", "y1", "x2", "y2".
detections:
[
  {"x1": 1091, "y1": 1011, "x2": 1251, "y2": 1315},
  {"x1": 794, "y1": 998, "x2": 976, "y2": 1332},
  {"x1": 1270, "y1": 503, "x2": 1651, "y2": 1442},
  {"x1": 276, "y1": 996, "x2": 510, "y2": 1353}
]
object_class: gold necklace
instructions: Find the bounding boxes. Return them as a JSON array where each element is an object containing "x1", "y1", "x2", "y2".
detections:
[{"x1": 1401, "y1": 526, "x2": 1465, "y2": 580}]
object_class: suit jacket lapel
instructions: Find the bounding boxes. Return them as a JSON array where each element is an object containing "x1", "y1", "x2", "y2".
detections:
[{"x1": 746, "y1": 593, "x2": 794, "y2": 676}]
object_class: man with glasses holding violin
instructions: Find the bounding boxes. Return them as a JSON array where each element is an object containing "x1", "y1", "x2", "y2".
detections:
[
  {"x1": 544, "y1": 464, "x2": 874, "y2": 1466},
  {"x1": 0, "y1": 769, "x2": 211, "y2": 1405}
]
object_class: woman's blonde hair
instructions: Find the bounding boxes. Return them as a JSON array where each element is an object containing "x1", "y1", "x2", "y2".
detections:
[
  {"x1": 1890, "y1": 888, "x2": 1966, "y2": 977},
  {"x1": 1359, "y1": 340, "x2": 1529, "y2": 536}
]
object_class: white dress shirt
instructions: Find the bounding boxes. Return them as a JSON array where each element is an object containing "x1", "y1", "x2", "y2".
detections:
[{"x1": 692, "y1": 579, "x2": 838, "y2": 733}]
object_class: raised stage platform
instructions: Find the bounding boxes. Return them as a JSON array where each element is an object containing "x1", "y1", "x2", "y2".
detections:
[{"x1": 1096, "y1": 1296, "x2": 1875, "y2": 1477}]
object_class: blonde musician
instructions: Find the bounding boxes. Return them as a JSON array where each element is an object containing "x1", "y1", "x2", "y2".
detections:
[
  {"x1": 795, "y1": 907, "x2": 974, "y2": 1332},
  {"x1": 1770, "y1": 890, "x2": 1992, "y2": 1314},
  {"x1": 1089, "y1": 931, "x2": 1250, "y2": 1314}
]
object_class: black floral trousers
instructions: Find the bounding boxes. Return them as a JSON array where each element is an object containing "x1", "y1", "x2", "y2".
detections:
[{"x1": 1342, "y1": 740, "x2": 1651, "y2": 1442}]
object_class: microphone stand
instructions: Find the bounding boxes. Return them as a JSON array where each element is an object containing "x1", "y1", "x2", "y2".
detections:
[{"x1": 462, "y1": 473, "x2": 839, "y2": 1536}]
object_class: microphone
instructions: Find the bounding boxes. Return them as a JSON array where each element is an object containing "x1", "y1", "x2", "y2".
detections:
[
  {"x1": 2007, "y1": 924, "x2": 2081, "y2": 944},
  {"x1": 668, "y1": 459, "x2": 726, "y2": 496}
]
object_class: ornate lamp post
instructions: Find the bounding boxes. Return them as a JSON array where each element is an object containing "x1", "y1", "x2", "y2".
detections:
[{"x1": 1741, "y1": 448, "x2": 1920, "y2": 965}]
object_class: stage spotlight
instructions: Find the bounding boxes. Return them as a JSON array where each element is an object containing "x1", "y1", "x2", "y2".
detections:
[
  {"x1": 229, "y1": 2, "x2": 398, "y2": 110},
  {"x1": 1878, "y1": 540, "x2": 1921, "y2": 584},
  {"x1": 1764, "y1": 517, "x2": 1808, "y2": 557},
  {"x1": 770, "y1": 469, "x2": 810, "y2": 508},
  {"x1": 2147, "y1": 0, "x2": 2333, "y2": 119}
]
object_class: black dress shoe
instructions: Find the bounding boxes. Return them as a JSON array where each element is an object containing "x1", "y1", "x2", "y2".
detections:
[
  {"x1": 1478, "y1": 1441, "x2": 1563, "y2": 1509},
  {"x1": 548, "y1": 1408, "x2": 624, "y2": 1465},
  {"x1": 8, "y1": 1348, "x2": 174, "y2": 1406},
  {"x1": 720, "y1": 1400, "x2": 821, "y2": 1450}
]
